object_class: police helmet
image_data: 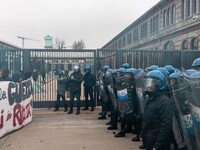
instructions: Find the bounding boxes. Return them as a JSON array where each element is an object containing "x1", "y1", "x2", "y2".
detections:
[
  {"x1": 192, "y1": 58, "x2": 200, "y2": 67},
  {"x1": 117, "y1": 68, "x2": 126, "y2": 76},
  {"x1": 191, "y1": 71, "x2": 200, "y2": 78},
  {"x1": 106, "y1": 69, "x2": 113, "y2": 77},
  {"x1": 164, "y1": 65, "x2": 175, "y2": 75},
  {"x1": 183, "y1": 69, "x2": 197, "y2": 77},
  {"x1": 147, "y1": 65, "x2": 159, "y2": 71},
  {"x1": 112, "y1": 69, "x2": 118, "y2": 74},
  {"x1": 84, "y1": 65, "x2": 91, "y2": 70},
  {"x1": 123, "y1": 63, "x2": 131, "y2": 69},
  {"x1": 127, "y1": 68, "x2": 136, "y2": 74},
  {"x1": 144, "y1": 70, "x2": 168, "y2": 92},
  {"x1": 157, "y1": 67, "x2": 170, "y2": 78},
  {"x1": 103, "y1": 65, "x2": 110, "y2": 70},
  {"x1": 169, "y1": 72, "x2": 182, "y2": 86}
]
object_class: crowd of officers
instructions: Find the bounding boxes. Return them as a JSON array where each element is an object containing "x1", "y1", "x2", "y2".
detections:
[{"x1": 97, "y1": 58, "x2": 200, "y2": 150}]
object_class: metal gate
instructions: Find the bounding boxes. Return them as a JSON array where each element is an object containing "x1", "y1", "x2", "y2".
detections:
[{"x1": 1, "y1": 48, "x2": 200, "y2": 108}]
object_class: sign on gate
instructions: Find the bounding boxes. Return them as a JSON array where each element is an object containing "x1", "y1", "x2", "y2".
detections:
[{"x1": 0, "y1": 78, "x2": 33, "y2": 138}]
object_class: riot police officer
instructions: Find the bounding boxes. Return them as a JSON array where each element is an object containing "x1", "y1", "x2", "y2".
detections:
[
  {"x1": 142, "y1": 70, "x2": 173, "y2": 150},
  {"x1": 115, "y1": 68, "x2": 133, "y2": 137},
  {"x1": 98, "y1": 65, "x2": 111, "y2": 120},
  {"x1": 82, "y1": 66, "x2": 96, "y2": 111}
]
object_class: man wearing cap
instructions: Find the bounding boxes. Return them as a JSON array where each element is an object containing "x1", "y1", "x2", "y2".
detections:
[{"x1": 68, "y1": 65, "x2": 83, "y2": 115}]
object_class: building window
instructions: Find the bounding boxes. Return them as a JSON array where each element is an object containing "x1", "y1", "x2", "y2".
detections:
[
  {"x1": 182, "y1": 40, "x2": 188, "y2": 49},
  {"x1": 167, "y1": 8, "x2": 171, "y2": 26},
  {"x1": 140, "y1": 22, "x2": 147, "y2": 38},
  {"x1": 133, "y1": 28, "x2": 138, "y2": 41},
  {"x1": 127, "y1": 32, "x2": 132, "y2": 44},
  {"x1": 118, "y1": 39, "x2": 121, "y2": 48},
  {"x1": 182, "y1": 0, "x2": 185, "y2": 19},
  {"x1": 164, "y1": 41, "x2": 175, "y2": 50},
  {"x1": 150, "y1": 19, "x2": 153, "y2": 33},
  {"x1": 171, "y1": 5, "x2": 176, "y2": 24},
  {"x1": 193, "y1": 0, "x2": 197, "y2": 14},
  {"x1": 163, "y1": 10, "x2": 166, "y2": 27},
  {"x1": 187, "y1": 0, "x2": 191, "y2": 17},
  {"x1": 156, "y1": 15, "x2": 159, "y2": 31},
  {"x1": 191, "y1": 37, "x2": 198, "y2": 49},
  {"x1": 122, "y1": 36, "x2": 126, "y2": 47}
]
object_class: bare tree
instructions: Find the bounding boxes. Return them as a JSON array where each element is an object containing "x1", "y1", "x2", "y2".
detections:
[
  {"x1": 55, "y1": 37, "x2": 66, "y2": 49},
  {"x1": 72, "y1": 39, "x2": 86, "y2": 49}
]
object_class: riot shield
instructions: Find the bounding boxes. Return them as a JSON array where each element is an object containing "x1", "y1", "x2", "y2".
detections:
[
  {"x1": 115, "y1": 75, "x2": 133, "y2": 115},
  {"x1": 107, "y1": 75, "x2": 118, "y2": 109},
  {"x1": 171, "y1": 80, "x2": 197, "y2": 150},
  {"x1": 135, "y1": 72, "x2": 145, "y2": 116},
  {"x1": 184, "y1": 72, "x2": 200, "y2": 150}
]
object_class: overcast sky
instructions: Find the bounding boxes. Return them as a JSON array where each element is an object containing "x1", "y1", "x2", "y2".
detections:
[{"x1": 0, "y1": 0, "x2": 160, "y2": 49}]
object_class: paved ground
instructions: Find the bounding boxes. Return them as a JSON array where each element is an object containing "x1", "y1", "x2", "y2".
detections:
[{"x1": 0, "y1": 107, "x2": 142, "y2": 150}]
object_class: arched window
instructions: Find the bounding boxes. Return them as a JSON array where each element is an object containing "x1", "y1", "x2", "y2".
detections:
[
  {"x1": 171, "y1": 5, "x2": 176, "y2": 24},
  {"x1": 182, "y1": 0, "x2": 185, "y2": 19},
  {"x1": 182, "y1": 40, "x2": 188, "y2": 49},
  {"x1": 164, "y1": 41, "x2": 175, "y2": 50},
  {"x1": 167, "y1": 8, "x2": 171, "y2": 26},
  {"x1": 191, "y1": 37, "x2": 198, "y2": 49}
]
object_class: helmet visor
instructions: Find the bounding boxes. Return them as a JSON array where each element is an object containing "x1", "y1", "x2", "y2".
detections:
[
  {"x1": 144, "y1": 78, "x2": 156, "y2": 92},
  {"x1": 169, "y1": 78, "x2": 176, "y2": 85}
]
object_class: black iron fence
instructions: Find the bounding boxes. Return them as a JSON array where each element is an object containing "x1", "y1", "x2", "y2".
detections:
[{"x1": 0, "y1": 48, "x2": 200, "y2": 108}]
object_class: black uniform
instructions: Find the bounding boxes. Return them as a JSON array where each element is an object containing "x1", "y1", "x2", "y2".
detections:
[
  {"x1": 69, "y1": 71, "x2": 83, "y2": 113},
  {"x1": 83, "y1": 71, "x2": 96, "y2": 110},
  {"x1": 142, "y1": 92, "x2": 173, "y2": 150}
]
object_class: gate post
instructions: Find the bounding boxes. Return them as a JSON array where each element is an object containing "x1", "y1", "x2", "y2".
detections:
[
  {"x1": 116, "y1": 50, "x2": 123, "y2": 68},
  {"x1": 23, "y1": 49, "x2": 30, "y2": 72},
  {"x1": 180, "y1": 50, "x2": 186, "y2": 69}
]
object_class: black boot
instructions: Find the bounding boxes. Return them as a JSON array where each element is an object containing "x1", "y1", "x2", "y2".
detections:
[
  {"x1": 132, "y1": 135, "x2": 140, "y2": 142},
  {"x1": 107, "y1": 125, "x2": 118, "y2": 130},
  {"x1": 106, "y1": 120, "x2": 112, "y2": 125},
  {"x1": 139, "y1": 144, "x2": 146, "y2": 149},
  {"x1": 98, "y1": 115, "x2": 106, "y2": 120},
  {"x1": 114, "y1": 131, "x2": 125, "y2": 137}
]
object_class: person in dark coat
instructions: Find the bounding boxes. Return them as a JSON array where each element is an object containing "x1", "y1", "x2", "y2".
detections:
[
  {"x1": 54, "y1": 70, "x2": 69, "y2": 112},
  {"x1": 142, "y1": 70, "x2": 173, "y2": 150},
  {"x1": 82, "y1": 66, "x2": 96, "y2": 111},
  {"x1": 68, "y1": 65, "x2": 83, "y2": 115},
  {"x1": 32, "y1": 69, "x2": 38, "y2": 82},
  {"x1": 1, "y1": 67, "x2": 12, "y2": 81}
]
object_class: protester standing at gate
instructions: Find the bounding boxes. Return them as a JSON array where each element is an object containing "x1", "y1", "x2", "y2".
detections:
[
  {"x1": 82, "y1": 66, "x2": 96, "y2": 111},
  {"x1": 54, "y1": 70, "x2": 69, "y2": 112},
  {"x1": 68, "y1": 65, "x2": 83, "y2": 115}
]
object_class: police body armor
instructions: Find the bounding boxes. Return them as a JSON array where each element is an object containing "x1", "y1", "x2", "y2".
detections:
[
  {"x1": 115, "y1": 75, "x2": 133, "y2": 115},
  {"x1": 171, "y1": 79, "x2": 197, "y2": 150},
  {"x1": 184, "y1": 72, "x2": 200, "y2": 150}
]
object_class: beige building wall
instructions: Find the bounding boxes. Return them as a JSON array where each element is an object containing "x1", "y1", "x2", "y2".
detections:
[{"x1": 102, "y1": 0, "x2": 200, "y2": 51}]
